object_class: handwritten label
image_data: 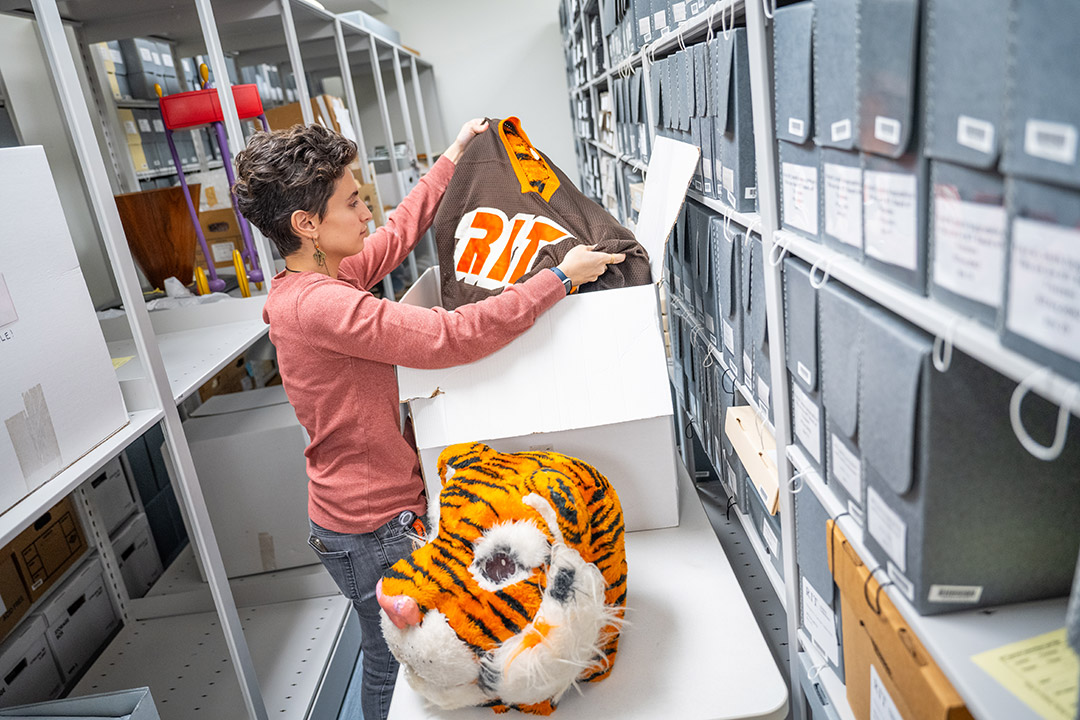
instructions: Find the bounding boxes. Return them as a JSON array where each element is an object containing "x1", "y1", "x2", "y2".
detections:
[
  {"x1": 824, "y1": 162, "x2": 863, "y2": 248},
  {"x1": 869, "y1": 665, "x2": 904, "y2": 720},
  {"x1": 867, "y1": 487, "x2": 907, "y2": 572},
  {"x1": 864, "y1": 170, "x2": 918, "y2": 271},
  {"x1": 761, "y1": 517, "x2": 780, "y2": 559},
  {"x1": 782, "y1": 162, "x2": 819, "y2": 235},
  {"x1": 1006, "y1": 218, "x2": 1080, "y2": 363},
  {"x1": 830, "y1": 433, "x2": 862, "y2": 504},
  {"x1": 791, "y1": 383, "x2": 822, "y2": 463},
  {"x1": 933, "y1": 195, "x2": 1006, "y2": 308},
  {"x1": 801, "y1": 577, "x2": 840, "y2": 666}
]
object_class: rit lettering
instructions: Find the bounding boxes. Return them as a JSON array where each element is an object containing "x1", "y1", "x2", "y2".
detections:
[{"x1": 453, "y1": 208, "x2": 573, "y2": 290}]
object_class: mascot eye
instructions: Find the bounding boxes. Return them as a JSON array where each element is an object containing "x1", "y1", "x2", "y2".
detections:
[{"x1": 483, "y1": 552, "x2": 518, "y2": 584}]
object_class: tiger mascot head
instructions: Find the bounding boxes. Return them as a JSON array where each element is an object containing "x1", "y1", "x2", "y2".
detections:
[{"x1": 376, "y1": 442, "x2": 628, "y2": 715}]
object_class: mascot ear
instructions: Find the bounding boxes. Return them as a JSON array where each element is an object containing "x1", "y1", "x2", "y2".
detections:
[
  {"x1": 437, "y1": 442, "x2": 496, "y2": 485},
  {"x1": 523, "y1": 469, "x2": 590, "y2": 546}
]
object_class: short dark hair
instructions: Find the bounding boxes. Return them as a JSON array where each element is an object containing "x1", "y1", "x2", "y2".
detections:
[{"x1": 233, "y1": 124, "x2": 358, "y2": 257}]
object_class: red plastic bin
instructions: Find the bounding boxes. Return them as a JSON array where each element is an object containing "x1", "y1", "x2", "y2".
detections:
[{"x1": 159, "y1": 84, "x2": 264, "y2": 130}]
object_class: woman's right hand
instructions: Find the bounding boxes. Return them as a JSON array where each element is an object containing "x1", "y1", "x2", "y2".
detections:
[{"x1": 556, "y1": 245, "x2": 626, "y2": 289}]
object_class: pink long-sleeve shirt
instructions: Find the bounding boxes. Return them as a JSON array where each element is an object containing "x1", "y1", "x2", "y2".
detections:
[{"x1": 262, "y1": 155, "x2": 566, "y2": 534}]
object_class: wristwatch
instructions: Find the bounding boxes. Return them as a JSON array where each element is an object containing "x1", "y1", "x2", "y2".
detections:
[{"x1": 551, "y1": 267, "x2": 573, "y2": 295}]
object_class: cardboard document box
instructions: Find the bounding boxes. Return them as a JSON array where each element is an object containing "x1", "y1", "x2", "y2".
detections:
[
  {"x1": 924, "y1": 0, "x2": 1008, "y2": 168},
  {"x1": 773, "y1": 2, "x2": 815, "y2": 146},
  {"x1": 794, "y1": 486, "x2": 844, "y2": 679},
  {"x1": 0, "y1": 687, "x2": 159, "y2": 719},
  {"x1": 780, "y1": 140, "x2": 821, "y2": 240},
  {"x1": 0, "y1": 617, "x2": 62, "y2": 709},
  {"x1": 747, "y1": 466, "x2": 784, "y2": 578},
  {"x1": 109, "y1": 513, "x2": 162, "y2": 599},
  {"x1": 0, "y1": 147, "x2": 128, "y2": 512},
  {"x1": 179, "y1": 385, "x2": 313, "y2": 578},
  {"x1": 814, "y1": 0, "x2": 857, "y2": 150},
  {"x1": 928, "y1": 161, "x2": 1006, "y2": 327},
  {"x1": 686, "y1": 200, "x2": 715, "y2": 341},
  {"x1": 710, "y1": 216, "x2": 744, "y2": 380},
  {"x1": 39, "y1": 557, "x2": 120, "y2": 682},
  {"x1": 856, "y1": 0, "x2": 920, "y2": 158},
  {"x1": 398, "y1": 137, "x2": 699, "y2": 532},
  {"x1": 829, "y1": 522, "x2": 973, "y2": 720},
  {"x1": 1002, "y1": 0, "x2": 1080, "y2": 190},
  {"x1": 0, "y1": 553, "x2": 30, "y2": 644},
  {"x1": 821, "y1": 148, "x2": 863, "y2": 257},
  {"x1": 818, "y1": 281, "x2": 866, "y2": 525},
  {"x1": 83, "y1": 457, "x2": 135, "y2": 536},
  {"x1": 862, "y1": 151, "x2": 928, "y2": 294},
  {"x1": 859, "y1": 304, "x2": 1080, "y2": 614},
  {"x1": 784, "y1": 258, "x2": 826, "y2": 476},
  {"x1": 724, "y1": 405, "x2": 778, "y2": 515},
  {"x1": 714, "y1": 29, "x2": 757, "y2": 213},
  {"x1": 11, "y1": 498, "x2": 87, "y2": 603},
  {"x1": 1001, "y1": 178, "x2": 1080, "y2": 383}
]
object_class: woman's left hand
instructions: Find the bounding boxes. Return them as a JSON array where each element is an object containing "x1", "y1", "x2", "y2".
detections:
[{"x1": 444, "y1": 118, "x2": 489, "y2": 163}]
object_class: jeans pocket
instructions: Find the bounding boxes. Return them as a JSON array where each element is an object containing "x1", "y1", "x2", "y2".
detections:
[{"x1": 308, "y1": 536, "x2": 360, "y2": 601}]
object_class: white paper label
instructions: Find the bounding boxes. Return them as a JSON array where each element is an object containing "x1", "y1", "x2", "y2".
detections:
[
  {"x1": 124, "y1": 120, "x2": 138, "y2": 136},
  {"x1": 869, "y1": 665, "x2": 903, "y2": 720},
  {"x1": 653, "y1": 10, "x2": 666, "y2": 31},
  {"x1": 867, "y1": 487, "x2": 907, "y2": 572},
  {"x1": 791, "y1": 384, "x2": 822, "y2": 463},
  {"x1": 137, "y1": 118, "x2": 152, "y2": 133},
  {"x1": 743, "y1": 351, "x2": 753, "y2": 387},
  {"x1": 1006, "y1": 218, "x2": 1080, "y2": 363},
  {"x1": 830, "y1": 433, "x2": 862, "y2": 503},
  {"x1": 1024, "y1": 119, "x2": 1078, "y2": 165},
  {"x1": 797, "y1": 360, "x2": 812, "y2": 386},
  {"x1": 638, "y1": 17, "x2": 651, "y2": 38},
  {"x1": 152, "y1": 119, "x2": 165, "y2": 133},
  {"x1": 848, "y1": 499, "x2": 865, "y2": 527},
  {"x1": 109, "y1": 48, "x2": 123, "y2": 64},
  {"x1": 761, "y1": 517, "x2": 780, "y2": 558},
  {"x1": 831, "y1": 119, "x2": 852, "y2": 143},
  {"x1": 723, "y1": 320, "x2": 735, "y2": 353},
  {"x1": 161, "y1": 53, "x2": 174, "y2": 68},
  {"x1": 801, "y1": 577, "x2": 840, "y2": 666},
  {"x1": 139, "y1": 47, "x2": 153, "y2": 63},
  {"x1": 957, "y1": 115, "x2": 995, "y2": 155},
  {"x1": 782, "y1": 162, "x2": 819, "y2": 235},
  {"x1": 874, "y1": 116, "x2": 902, "y2": 146},
  {"x1": 703, "y1": 160, "x2": 713, "y2": 181},
  {"x1": 673, "y1": 2, "x2": 688, "y2": 22},
  {"x1": 757, "y1": 376, "x2": 771, "y2": 409},
  {"x1": 151, "y1": 51, "x2": 162, "y2": 66},
  {"x1": 211, "y1": 241, "x2": 235, "y2": 263},
  {"x1": 0, "y1": 274, "x2": 17, "y2": 328},
  {"x1": 932, "y1": 195, "x2": 1006, "y2": 308},
  {"x1": 723, "y1": 167, "x2": 735, "y2": 195},
  {"x1": 864, "y1": 170, "x2": 918, "y2": 271},
  {"x1": 928, "y1": 584, "x2": 984, "y2": 604},
  {"x1": 788, "y1": 117, "x2": 806, "y2": 139},
  {"x1": 705, "y1": 312, "x2": 716, "y2": 335},
  {"x1": 887, "y1": 561, "x2": 915, "y2": 602},
  {"x1": 824, "y1": 162, "x2": 863, "y2": 248},
  {"x1": 746, "y1": 187, "x2": 757, "y2": 199}
]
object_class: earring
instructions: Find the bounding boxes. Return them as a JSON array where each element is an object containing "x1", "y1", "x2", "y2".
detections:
[{"x1": 312, "y1": 237, "x2": 326, "y2": 268}]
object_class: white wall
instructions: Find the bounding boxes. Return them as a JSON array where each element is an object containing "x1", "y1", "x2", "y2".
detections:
[{"x1": 371, "y1": 0, "x2": 576, "y2": 181}]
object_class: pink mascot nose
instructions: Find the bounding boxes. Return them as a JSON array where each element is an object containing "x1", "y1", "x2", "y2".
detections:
[{"x1": 376, "y1": 578, "x2": 422, "y2": 629}]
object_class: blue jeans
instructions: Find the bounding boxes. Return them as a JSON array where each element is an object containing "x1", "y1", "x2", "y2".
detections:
[{"x1": 308, "y1": 513, "x2": 422, "y2": 720}]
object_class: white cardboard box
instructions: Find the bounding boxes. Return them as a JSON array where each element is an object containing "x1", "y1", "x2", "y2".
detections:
[
  {"x1": 398, "y1": 138, "x2": 700, "y2": 532},
  {"x1": 178, "y1": 385, "x2": 313, "y2": 579},
  {"x1": 110, "y1": 512, "x2": 162, "y2": 599},
  {"x1": 0, "y1": 146, "x2": 128, "y2": 511},
  {"x1": 86, "y1": 457, "x2": 136, "y2": 535},
  {"x1": 0, "y1": 616, "x2": 62, "y2": 709},
  {"x1": 39, "y1": 556, "x2": 120, "y2": 682}
]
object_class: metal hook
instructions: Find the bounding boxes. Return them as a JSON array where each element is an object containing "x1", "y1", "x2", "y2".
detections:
[
  {"x1": 762, "y1": 0, "x2": 776, "y2": 21},
  {"x1": 767, "y1": 234, "x2": 790, "y2": 267},
  {"x1": 723, "y1": 213, "x2": 735, "y2": 242},
  {"x1": 809, "y1": 257, "x2": 832, "y2": 289},
  {"x1": 1009, "y1": 370, "x2": 1077, "y2": 462},
  {"x1": 677, "y1": 26, "x2": 687, "y2": 52},
  {"x1": 703, "y1": 349, "x2": 716, "y2": 369},
  {"x1": 932, "y1": 317, "x2": 961, "y2": 373},
  {"x1": 863, "y1": 566, "x2": 892, "y2": 616},
  {"x1": 788, "y1": 469, "x2": 808, "y2": 494},
  {"x1": 722, "y1": 2, "x2": 734, "y2": 40}
]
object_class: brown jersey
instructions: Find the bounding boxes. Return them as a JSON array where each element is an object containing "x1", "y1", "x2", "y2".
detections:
[{"x1": 434, "y1": 117, "x2": 652, "y2": 310}]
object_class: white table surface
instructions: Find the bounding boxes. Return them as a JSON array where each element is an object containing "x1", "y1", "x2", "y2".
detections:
[{"x1": 388, "y1": 464, "x2": 789, "y2": 720}]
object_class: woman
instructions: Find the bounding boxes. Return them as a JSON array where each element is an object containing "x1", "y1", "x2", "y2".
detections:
[{"x1": 233, "y1": 119, "x2": 623, "y2": 720}]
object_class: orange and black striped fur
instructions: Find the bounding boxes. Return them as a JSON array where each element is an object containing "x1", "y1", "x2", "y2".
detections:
[{"x1": 378, "y1": 442, "x2": 627, "y2": 715}]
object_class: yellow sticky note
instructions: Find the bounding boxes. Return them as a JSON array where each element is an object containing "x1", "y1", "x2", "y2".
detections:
[
  {"x1": 972, "y1": 627, "x2": 1079, "y2": 720},
  {"x1": 111, "y1": 356, "x2": 134, "y2": 370}
]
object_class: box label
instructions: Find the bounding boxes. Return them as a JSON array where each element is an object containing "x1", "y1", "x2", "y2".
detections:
[
  {"x1": 831, "y1": 119, "x2": 852, "y2": 143},
  {"x1": 653, "y1": 10, "x2": 666, "y2": 33},
  {"x1": 867, "y1": 487, "x2": 907, "y2": 572},
  {"x1": 723, "y1": 320, "x2": 735, "y2": 353},
  {"x1": 874, "y1": 116, "x2": 902, "y2": 146},
  {"x1": 791, "y1": 383, "x2": 821, "y2": 463},
  {"x1": 933, "y1": 195, "x2": 1006, "y2": 308},
  {"x1": 830, "y1": 433, "x2": 862, "y2": 503},
  {"x1": 869, "y1": 665, "x2": 904, "y2": 720},
  {"x1": 801, "y1": 576, "x2": 840, "y2": 666},
  {"x1": 124, "y1": 120, "x2": 138, "y2": 137},
  {"x1": 110, "y1": 48, "x2": 123, "y2": 64},
  {"x1": 782, "y1": 162, "x2": 819, "y2": 235},
  {"x1": 1024, "y1": 119, "x2": 1078, "y2": 165},
  {"x1": 727, "y1": 464, "x2": 738, "y2": 493},
  {"x1": 1006, "y1": 218, "x2": 1080, "y2": 363},
  {"x1": 743, "y1": 351, "x2": 753, "y2": 387},
  {"x1": 746, "y1": 187, "x2": 757, "y2": 200},
  {"x1": 824, "y1": 162, "x2": 863, "y2": 248},
  {"x1": 151, "y1": 51, "x2": 162, "y2": 66},
  {"x1": 638, "y1": 17, "x2": 651, "y2": 40},
  {"x1": 137, "y1": 118, "x2": 152, "y2": 133},
  {"x1": 161, "y1": 53, "x2": 174, "y2": 68},
  {"x1": 723, "y1": 167, "x2": 735, "y2": 196},
  {"x1": 139, "y1": 47, "x2": 153, "y2": 63},
  {"x1": 211, "y1": 241, "x2": 235, "y2": 263},
  {"x1": 788, "y1": 117, "x2": 806, "y2": 140},
  {"x1": 757, "y1": 376, "x2": 770, "y2": 410},
  {"x1": 887, "y1": 561, "x2": 915, "y2": 602},
  {"x1": 864, "y1": 170, "x2": 918, "y2": 271},
  {"x1": 797, "y1": 361, "x2": 812, "y2": 386},
  {"x1": 152, "y1": 119, "x2": 165, "y2": 133},
  {"x1": 928, "y1": 584, "x2": 984, "y2": 604},
  {"x1": 761, "y1": 517, "x2": 780, "y2": 559},
  {"x1": 957, "y1": 115, "x2": 995, "y2": 155},
  {"x1": 848, "y1": 499, "x2": 865, "y2": 527},
  {"x1": 672, "y1": 2, "x2": 687, "y2": 22}
]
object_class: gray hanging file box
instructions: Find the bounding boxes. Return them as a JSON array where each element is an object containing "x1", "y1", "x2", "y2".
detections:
[
  {"x1": 814, "y1": 0, "x2": 857, "y2": 150},
  {"x1": 820, "y1": 148, "x2": 863, "y2": 257},
  {"x1": 1001, "y1": 178, "x2": 1080, "y2": 383},
  {"x1": 748, "y1": 464, "x2": 784, "y2": 578},
  {"x1": 859, "y1": 305, "x2": 1080, "y2": 615},
  {"x1": 796, "y1": 653, "x2": 843, "y2": 720},
  {"x1": 1002, "y1": 0, "x2": 1080, "y2": 190},
  {"x1": 794, "y1": 483, "x2": 845, "y2": 680},
  {"x1": 711, "y1": 216, "x2": 744, "y2": 381},
  {"x1": 928, "y1": 161, "x2": 1007, "y2": 327},
  {"x1": 784, "y1": 257, "x2": 826, "y2": 477},
  {"x1": 773, "y1": 1, "x2": 814, "y2": 145},
  {"x1": 715, "y1": 29, "x2": 757, "y2": 213},
  {"x1": 923, "y1": 0, "x2": 1008, "y2": 169},
  {"x1": 747, "y1": 234, "x2": 773, "y2": 421},
  {"x1": 818, "y1": 280, "x2": 866, "y2": 526},
  {"x1": 856, "y1": 0, "x2": 920, "y2": 159},
  {"x1": 780, "y1": 140, "x2": 822, "y2": 239},
  {"x1": 689, "y1": 202, "x2": 718, "y2": 343},
  {"x1": 862, "y1": 151, "x2": 929, "y2": 294}
]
